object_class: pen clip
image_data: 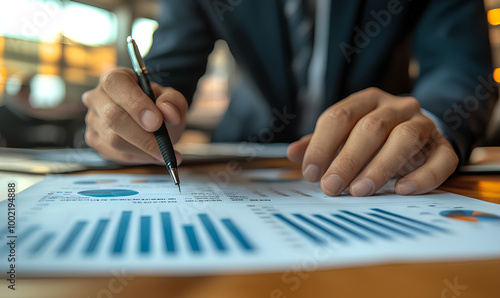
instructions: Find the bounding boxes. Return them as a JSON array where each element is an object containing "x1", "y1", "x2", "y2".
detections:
[{"x1": 126, "y1": 36, "x2": 147, "y2": 76}]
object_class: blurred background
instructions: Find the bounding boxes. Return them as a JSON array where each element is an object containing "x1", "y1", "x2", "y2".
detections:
[{"x1": 0, "y1": 0, "x2": 499, "y2": 149}]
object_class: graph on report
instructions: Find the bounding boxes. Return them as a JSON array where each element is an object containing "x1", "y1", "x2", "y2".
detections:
[
  {"x1": 9, "y1": 206, "x2": 498, "y2": 259},
  {"x1": 8, "y1": 211, "x2": 255, "y2": 258},
  {"x1": 3, "y1": 173, "x2": 500, "y2": 274}
]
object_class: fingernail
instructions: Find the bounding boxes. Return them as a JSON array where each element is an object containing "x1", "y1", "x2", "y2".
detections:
[
  {"x1": 350, "y1": 178, "x2": 374, "y2": 197},
  {"x1": 322, "y1": 174, "x2": 343, "y2": 195},
  {"x1": 140, "y1": 110, "x2": 160, "y2": 131},
  {"x1": 303, "y1": 164, "x2": 320, "y2": 181},
  {"x1": 397, "y1": 181, "x2": 417, "y2": 195}
]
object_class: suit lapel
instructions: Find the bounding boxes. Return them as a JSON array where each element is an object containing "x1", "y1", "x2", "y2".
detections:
[
  {"x1": 225, "y1": 1, "x2": 294, "y2": 113},
  {"x1": 324, "y1": 0, "x2": 362, "y2": 109}
]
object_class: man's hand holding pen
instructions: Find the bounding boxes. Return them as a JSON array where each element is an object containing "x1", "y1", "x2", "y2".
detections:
[{"x1": 82, "y1": 67, "x2": 186, "y2": 167}]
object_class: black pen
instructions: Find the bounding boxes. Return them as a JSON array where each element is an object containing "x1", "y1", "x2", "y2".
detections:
[{"x1": 127, "y1": 36, "x2": 181, "y2": 193}]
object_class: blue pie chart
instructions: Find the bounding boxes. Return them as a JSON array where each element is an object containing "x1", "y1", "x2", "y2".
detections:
[{"x1": 78, "y1": 189, "x2": 139, "y2": 197}]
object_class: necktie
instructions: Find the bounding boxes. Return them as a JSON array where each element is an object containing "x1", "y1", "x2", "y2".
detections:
[{"x1": 281, "y1": 0, "x2": 314, "y2": 93}]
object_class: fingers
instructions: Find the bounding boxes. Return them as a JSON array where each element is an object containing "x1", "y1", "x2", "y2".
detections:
[
  {"x1": 302, "y1": 88, "x2": 381, "y2": 182},
  {"x1": 153, "y1": 85, "x2": 189, "y2": 143},
  {"x1": 297, "y1": 87, "x2": 456, "y2": 197},
  {"x1": 395, "y1": 133, "x2": 459, "y2": 195},
  {"x1": 99, "y1": 68, "x2": 163, "y2": 132},
  {"x1": 347, "y1": 114, "x2": 434, "y2": 196},
  {"x1": 84, "y1": 105, "x2": 164, "y2": 163},
  {"x1": 82, "y1": 68, "x2": 189, "y2": 165}
]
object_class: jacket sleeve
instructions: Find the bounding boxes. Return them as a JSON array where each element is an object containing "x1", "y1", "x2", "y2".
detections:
[
  {"x1": 411, "y1": 0, "x2": 497, "y2": 163},
  {"x1": 144, "y1": 0, "x2": 217, "y2": 105}
]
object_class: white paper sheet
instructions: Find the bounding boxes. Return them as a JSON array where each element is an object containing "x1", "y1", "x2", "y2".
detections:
[{"x1": 1, "y1": 169, "x2": 499, "y2": 276}]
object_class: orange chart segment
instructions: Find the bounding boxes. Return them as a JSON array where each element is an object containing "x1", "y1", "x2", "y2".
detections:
[{"x1": 440, "y1": 210, "x2": 500, "y2": 222}]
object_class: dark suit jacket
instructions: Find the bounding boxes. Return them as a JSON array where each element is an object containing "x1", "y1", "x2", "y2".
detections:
[{"x1": 144, "y1": 0, "x2": 495, "y2": 162}]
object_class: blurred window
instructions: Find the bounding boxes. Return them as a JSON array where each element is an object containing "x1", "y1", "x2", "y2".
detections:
[
  {"x1": 0, "y1": 0, "x2": 117, "y2": 46},
  {"x1": 132, "y1": 17, "x2": 158, "y2": 57}
]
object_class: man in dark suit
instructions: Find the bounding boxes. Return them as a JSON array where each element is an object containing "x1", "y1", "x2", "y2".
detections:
[{"x1": 82, "y1": 0, "x2": 495, "y2": 197}]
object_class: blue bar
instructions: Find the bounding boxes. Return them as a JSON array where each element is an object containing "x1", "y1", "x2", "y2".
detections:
[
  {"x1": 58, "y1": 221, "x2": 87, "y2": 255},
  {"x1": 221, "y1": 219, "x2": 255, "y2": 251},
  {"x1": 29, "y1": 232, "x2": 55, "y2": 255},
  {"x1": 183, "y1": 225, "x2": 201, "y2": 253},
  {"x1": 313, "y1": 215, "x2": 369, "y2": 241},
  {"x1": 85, "y1": 219, "x2": 109, "y2": 255},
  {"x1": 371, "y1": 208, "x2": 450, "y2": 233},
  {"x1": 18, "y1": 225, "x2": 41, "y2": 245},
  {"x1": 161, "y1": 212, "x2": 176, "y2": 253},
  {"x1": 333, "y1": 214, "x2": 392, "y2": 240},
  {"x1": 294, "y1": 214, "x2": 347, "y2": 243},
  {"x1": 340, "y1": 211, "x2": 414, "y2": 238},
  {"x1": 2, "y1": 225, "x2": 40, "y2": 254},
  {"x1": 140, "y1": 216, "x2": 151, "y2": 254},
  {"x1": 112, "y1": 211, "x2": 132, "y2": 254},
  {"x1": 273, "y1": 214, "x2": 326, "y2": 245},
  {"x1": 199, "y1": 214, "x2": 226, "y2": 251},
  {"x1": 368, "y1": 213, "x2": 431, "y2": 235}
]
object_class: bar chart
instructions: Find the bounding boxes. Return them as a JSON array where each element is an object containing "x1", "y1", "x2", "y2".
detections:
[
  {"x1": 273, "y1": 208, "x2": 450, "y2": 245},
  {"x1": 17, "y1": 211, "x2": 255, "y2": 258}
]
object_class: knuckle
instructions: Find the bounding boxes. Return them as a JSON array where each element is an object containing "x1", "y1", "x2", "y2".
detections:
[
  {"x1": 445, "y1": 146, "x2": 459, "y2": 168},
  {"x1": 334, "y1": 154, "x2": 358, "y2": 174},
  {"x1": 101, "y1": 103, "x2": 125, "y2": 129},
  {"x1": 84, "y1": 130, "x2": 96, "y2": 148},
  {"x1": 375, "y1": 163, "x2": 396, "y2": 181},
  {"x1": 359, "y1": 115, "x2": 390, "y2": 135},
  {"x1": 364, "y1": 87, "x2": 381, "y2": 96},
  {"x1": 108, "y1": 133, "x2": 125, "y2": 149},
  {"x1": 81, "y1": 90, "x2": 93, "y2": 107},
  {"x1": 395, "y1": 123, "x2": 428, "y2": 144},
  {"x1": 128, "y1": 98, "x2": 146, "y2": 114},
  {"x1": 116, "y1": 152, "x2": 134, "y2": 163},
  {"x1": 141, "y1": 139, "x2": 160, "y2": 155},
  {"x1": 100, "y1": 70, "x2": 123, "y2": 93},
  {"x1": 307, "y1": 144, "x2": 330, "y2": 161},
  {"x1": 403, "y1": 97, "x2": 421, "y2": 112},
  {"x1": 320, "y1": 106, "x2": 355, "y2": 126},
  {"x1": 84, "y1": 112, "x2": 91, "y2": 124}
]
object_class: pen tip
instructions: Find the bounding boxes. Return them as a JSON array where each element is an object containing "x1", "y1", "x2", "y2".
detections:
[{"x1": 178, "y1": 184, "x2": 181, "y2": 194}]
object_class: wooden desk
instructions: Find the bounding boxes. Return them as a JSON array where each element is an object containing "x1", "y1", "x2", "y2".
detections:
[{"x1": 4, "y1": 159, "x2": 500, "y2": 298}]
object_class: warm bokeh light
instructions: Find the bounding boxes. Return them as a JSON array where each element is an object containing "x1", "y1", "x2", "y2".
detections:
[
  {"x1": 39, "y1": 42, "x2": 62, "y2": 63},
  {"x1": 494, "y1": 68, "x2": 500, "y2": 83},
  {"x1": 478, "y1": 181, "x2": 500, "y2": 201},
  {"x1": 488, "y1": 8, "x2": 500, "y2": 26},
  {"x1": 88, "y1": 47, "x2": 116, "y2": 76},
  {"x1": 0, "y1": 36, "x2": 4, "y2": 57},
  {"x1": 64, "y1": 45, "x2": 87, "y2": 68},
  {"x1": 0, "y1": 66, "x2": 6, "y2": 96},
  {"x1": 38, "y1": 63, "x2": 59, "y2": 76},
  {"x1": 64, "y1": 67, "x2": 86, "y2": 85},
  {"x1": 0, "y1": 36, "x2": 4, "y2": 96}
]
